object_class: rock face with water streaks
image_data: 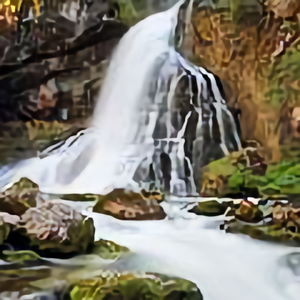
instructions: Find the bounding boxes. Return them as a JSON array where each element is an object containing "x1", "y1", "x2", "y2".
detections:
[
  {"x1": 129, "y1": 53, "x2": 241, "y2": 196},
  {"x1": 0, "y1": 1, "x2": 241, "y2": 198}
]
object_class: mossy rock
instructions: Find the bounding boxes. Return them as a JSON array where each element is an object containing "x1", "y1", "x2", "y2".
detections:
[
  {"x1": 0, "y1": 200, "x2": 133, "y2": 261},
  {"x1": 9, "y1": 201, "x2": 95, "y2": 258},
  {"x1": 226, "y1": 221, "x2": 300, "y2": 244},
  {"x1": 0, "y1": 263, "x2": 203, "y2": 300},
  {"x1": 201, "y1": 148, "x2": 300, "y2": 198},
  {"x1": 93, "y1": 189, "x2": 166, "y2": 221},
  {"x1": 92, "y1": 239, "x2": 130, "y2": 261},
  {"x1": 189, "y1": 201, "x2": 231, "y2": 217},
  {"x1": 233, "y1": 201, "x2": 264, "y2": 223},
  {"x1": 0, "y1": 177, "x2": 38, "y2": 216},
  {"x1": 68, "y1": 272, "x2": 203, "y2": 300},
  {"x1": 225, "y1": 201, "x2": 300, "y2": 245}
]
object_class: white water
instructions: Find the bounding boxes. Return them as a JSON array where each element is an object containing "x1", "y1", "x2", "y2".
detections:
[
  {"x1": 0, "y1": 2, "x2": 298, "y2": 299},
  {"x1": 30, "y1": 199, "x2": 294, "y2": 300},
  {"x1": 75, "y1": 204, "x2": 298, "y2": 300},
  {"x1": 0, "y1": 0, "x2": 240, "y2": 196}
]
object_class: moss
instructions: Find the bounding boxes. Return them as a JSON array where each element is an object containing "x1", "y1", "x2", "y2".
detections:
[
  {"x1": 68, "y1": 272, "x2": 203, "y2": 300},
  {"x1": 201, "y1": 149, "x2": 300, "y2": 198}
]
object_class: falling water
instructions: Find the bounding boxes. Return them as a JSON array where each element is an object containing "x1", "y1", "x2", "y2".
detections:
[
  {"x1": 0, "y1": 3, "x2": 298, "y2": 299},
  {"x1": 0, "y1": 0, "x2": 241, "y2": 196}
]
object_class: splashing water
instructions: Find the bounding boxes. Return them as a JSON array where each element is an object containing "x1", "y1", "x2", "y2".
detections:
[
  {"x1": 0, "y1": 3, "x2": 298, "y2": 298},
  {"x1": 77, "y1": 205, "x2": 299, "y2": 300},
  {"x1": 0, "y1": 0, "x2": 240, "y2": 196}
]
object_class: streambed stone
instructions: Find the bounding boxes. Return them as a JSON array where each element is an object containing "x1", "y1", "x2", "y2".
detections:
[
  {"x1": 0, "y1": 178, "x2": 38, "y2": 216},
  {"x1": 92, "y1": 189, "x2": 167, "y2": 221}
]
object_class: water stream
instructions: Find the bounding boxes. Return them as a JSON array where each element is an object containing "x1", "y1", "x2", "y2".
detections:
[
  {"x1": 82, "y1": 203, "x2": 300, "y2": 300},
  {"x1": 0, "y1": 1, "x2": 298, "y2": 299}
]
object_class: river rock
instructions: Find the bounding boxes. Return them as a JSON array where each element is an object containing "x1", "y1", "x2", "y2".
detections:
[
  {"x1": 67, "y1": 271, "x2": 203, "y2": 300},
  {"x1": 13, "y1": 201, "x2": 95, "y2": 257},
  {"x1": 0, "y1": 178, "x2": 38, "y2": 216},
  {"x1": 93, "y1": 189, "x2": 166, "y2": 221}
]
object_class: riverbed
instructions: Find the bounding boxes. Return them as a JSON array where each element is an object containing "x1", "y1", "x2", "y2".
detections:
[{"x1": 66, "y1": 200, "x2": 300, "y2": 300}]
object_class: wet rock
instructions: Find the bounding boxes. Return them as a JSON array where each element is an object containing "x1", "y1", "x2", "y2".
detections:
[
  {"x1": 0, "y1": 263, "x2": 202, "y2": 300},
  {"x1": 189, "y1": 200, "x2": 230, "y2": 217},
  {"x1": 13, "y1": 201, "x2": 95, "y2": 257},
  {"x1": 224, "y1": 201, "x2": 300, "y2": 245},
  {"x1": 93, "y1": 189, "x2": 166, "y2": 221},
  {"x1": 0, "y1": 178, "x2": 38, "y2": 216},
  {"x1": 232, "y1": 200, "x2": 264, "y2": 223},
  {"x1": 67, "y1": 271, "x2": 203, "y2": 300},
  {"x1": 92, "y1": 239, "x2": 130, "y2": 261}
]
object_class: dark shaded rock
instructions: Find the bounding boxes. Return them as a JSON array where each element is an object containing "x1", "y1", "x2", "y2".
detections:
[{"x1": 188, "y1": 200, "x2": 230, "y2": 217}]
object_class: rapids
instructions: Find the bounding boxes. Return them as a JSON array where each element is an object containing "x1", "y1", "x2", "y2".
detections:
[
  {"x1": 0, "y1": 2, "x2": 299, "y2": 300},
  {"x1": 76, "y1": 201, "x2": 299, "y2": 300}
]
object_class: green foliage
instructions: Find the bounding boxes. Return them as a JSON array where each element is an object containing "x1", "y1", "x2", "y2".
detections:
[
  {"x1": 267, "y1": 46, "x2": 300, "y2": 108},
  {"x1": 203, "y1": 152, "x2": 300, "y2": 197},
  {"x1": 202, "y1": 156, "x2": 238, "y2": 178},
  {"x1": 273, "y1": 48, "x2": 300, "y2": 81},
  {"x1": 117, "y1": 0, "x2": 140, "y2": 26}
]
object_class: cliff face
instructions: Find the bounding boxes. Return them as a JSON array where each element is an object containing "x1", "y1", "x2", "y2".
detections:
[
  {"x1": 0, "y1": 0, "x2": 129, "y2": 163},
  {"x1": 0, "y1": 0, "x2": 129, "y2": 122},
  {"x1": 185, "y1": 0, "x2": 300, "y2": 163},
  {"x1": 0, "y1": 0, "x2": 191, "y2": 164},
  {"x1": 1, "y1": 0, "x2": 300, "y2": 167}
]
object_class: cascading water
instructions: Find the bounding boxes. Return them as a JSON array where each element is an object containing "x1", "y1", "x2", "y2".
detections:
[
  {"x1": 0, "y1": 0, "x2": 241, "y2": 196},
  {"x1": 0, "y1": 3, "x2": 298, "y2": 299}
]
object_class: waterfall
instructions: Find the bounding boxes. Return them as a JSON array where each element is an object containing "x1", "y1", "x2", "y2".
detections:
[{"x1": 0, "y1": 0, "x2": 241, "y2": 196}]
